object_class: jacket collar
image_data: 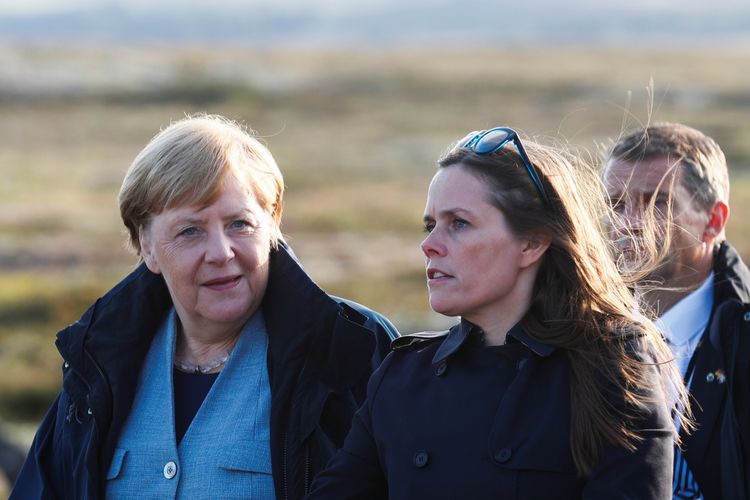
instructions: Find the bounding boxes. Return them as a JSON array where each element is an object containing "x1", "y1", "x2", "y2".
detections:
[
  {"x1": 55, "y1": 262, "x2": 172, "y2": 417},
  {"x1": 432, "y1": 318, "x2": 556, "y2": 365},
  {"x1": 713, "y1": 241, "x2": 750, "y2": 305},
  {"x1": 681, "y1": 241, "x2": 750, "y2": 477},
  {"x1": 674, "y1": 242, "x2": 750, "y2": 362},
  {"x1": 262, "y1": 244, "x2": 376, "y2": 393},
  {"x1": 701, "y1": 241, "x2": 750, "y2": 358}
]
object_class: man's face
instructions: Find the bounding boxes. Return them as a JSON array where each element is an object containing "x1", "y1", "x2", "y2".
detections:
[{"x1": 604, "y1": 156, "x2": 711, "y2": 287}]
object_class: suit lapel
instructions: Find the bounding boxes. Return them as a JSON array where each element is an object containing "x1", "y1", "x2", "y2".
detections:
[{"x1": 682, "y1": 310, "x2": 728, "y2": 479}]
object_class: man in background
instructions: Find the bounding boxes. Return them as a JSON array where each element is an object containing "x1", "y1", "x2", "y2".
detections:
[{"x1": 603, "y1": 122, "x2": 750, "y2": 500}]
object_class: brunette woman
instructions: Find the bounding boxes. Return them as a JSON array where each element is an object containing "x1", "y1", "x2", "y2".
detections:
[{"x1": 308, "y1": 127, "x2": 687, "y2": 499}]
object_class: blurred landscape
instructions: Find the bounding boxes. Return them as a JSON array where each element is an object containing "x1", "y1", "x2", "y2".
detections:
[
  {"x1": 1, "y1": 2, "x2": 750, "y2": 489},
  {"x1": 2, "y1": 0, "x2": 749, "y2": 45}
]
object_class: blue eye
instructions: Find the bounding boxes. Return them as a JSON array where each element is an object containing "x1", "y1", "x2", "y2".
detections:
[
  {"x1": 451, "y1": 218, "x2": 468, "y2": 230},
  {"x1": 423, "y1": 222, "x2": 435, "y2": 233},
  {"x1": 230, "y1": 219, "x2": 258, "y2": 232},
  {"x1": 178, "y1": 226, "x2": 199, "y2": 237}
]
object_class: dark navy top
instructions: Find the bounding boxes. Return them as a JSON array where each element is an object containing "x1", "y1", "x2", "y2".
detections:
[{"x1": 172, "y1": 369, "x2": 219, "y2": 444}]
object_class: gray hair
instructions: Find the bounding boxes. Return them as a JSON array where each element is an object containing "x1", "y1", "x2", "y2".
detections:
[{"x1": 606, "y1": 122, "x2": 729, "y2": 210}]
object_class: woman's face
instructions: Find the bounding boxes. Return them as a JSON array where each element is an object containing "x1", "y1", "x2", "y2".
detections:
[
  {"x1": 140, "y1": 177, "x2": 273, "y2": 336},
  {"x1": 421, "y1": 165, "x2": 539, "y2": 326}
]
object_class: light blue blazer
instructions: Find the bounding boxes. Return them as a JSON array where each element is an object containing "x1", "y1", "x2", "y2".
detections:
[{"x1": 105, "y1": 309, "x2": 275, "y2": 499}]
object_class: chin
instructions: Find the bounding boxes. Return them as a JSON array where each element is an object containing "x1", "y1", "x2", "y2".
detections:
[
  {"x1": 205, "y1": 303, "x2": 257, "y2": 325},
  {"x1": 429, "y1": 298, "x2": 460, "y2": 318}
]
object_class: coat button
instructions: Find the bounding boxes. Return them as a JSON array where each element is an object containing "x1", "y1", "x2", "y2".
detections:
[
  {"x1": 413, "y1": 451, "x2": 430, "y2": 468},
  {"x1": 435, "y1": 362, "x2": 447, "y2": 377},
  {"x1": 493, "y1": 448, "x2": 512, "y2": 464},
  {"x1": 163, "y1": 461, "x2": 178, "y2": 479}
]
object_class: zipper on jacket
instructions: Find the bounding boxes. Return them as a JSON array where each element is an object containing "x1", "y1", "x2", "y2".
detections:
[
  {"x1": 84, "y1": 348, "x2": 112, "y2": 418},
  {"x1": 61, "y1": 351, "x2": 102, "y2": 498},
  {"x1": 83, "y1": 347, "x2": 112, "y2": 499},
  {"x1": 303, "y1": 445, "x2": 311, "y2": 496},
  {"x1": 282, "y1": 431, "x2": 289, "y2": 500}
]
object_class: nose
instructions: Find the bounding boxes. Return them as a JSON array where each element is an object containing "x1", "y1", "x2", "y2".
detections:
[
  {"x1": 421, "y1": 229, "x2": 446, "y2": 258},
  {"x1": 204, "y1": 231, "x2": 235, "y2": 264}
]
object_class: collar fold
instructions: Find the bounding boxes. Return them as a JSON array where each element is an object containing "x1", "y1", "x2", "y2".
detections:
[{"x1": 432, "y1": 319, "x2": 556, "y2": 365}]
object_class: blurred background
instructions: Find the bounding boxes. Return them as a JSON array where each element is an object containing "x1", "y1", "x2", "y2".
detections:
[{"x1": 1, "y1": 0, "x2": 749, "y2": 492}]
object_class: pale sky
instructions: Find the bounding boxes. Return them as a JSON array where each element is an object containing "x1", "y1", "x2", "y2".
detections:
[
  {"x1": 0, "y1": 0, "x2": 342, "y2": 15},
  {"x1": 1, "y1": 0, "x2": 747, "y2": 15}
]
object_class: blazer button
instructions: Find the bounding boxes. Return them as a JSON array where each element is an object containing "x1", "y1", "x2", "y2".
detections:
[
  {"x1": 435, "y1": 362, "x2": 448, "y2": 377},
  {"x1": 413, "y1": 450, "x2": 430, "y2": 468},
  {"x1": 163, "y1": 461, "x2": 178, "y2": 479},
  {"x1": 493, "y1": 447, "x2": 512, "y2": 464}
]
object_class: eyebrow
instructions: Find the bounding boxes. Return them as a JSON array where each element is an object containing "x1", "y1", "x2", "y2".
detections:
[
  {"x1": 171, "y1": 216, "x2": 205, "y2": 227},
  {"x1": 423, "y1": 207, "x2": 474, "y2": 222},
  {"x1": 173, "y1": 207, "x2": 258, "y2": 222},
  {"x1": 167, "y1": 218, "x2": 223, "y2": 233},
  {"x1": 615, "y1": 189, "x2": 670, "y2": 199}
]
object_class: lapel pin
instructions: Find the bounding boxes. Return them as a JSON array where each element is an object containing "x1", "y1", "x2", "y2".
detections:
[{"x1": 706, "y1": 369, "x2": 726, "y2": 384}]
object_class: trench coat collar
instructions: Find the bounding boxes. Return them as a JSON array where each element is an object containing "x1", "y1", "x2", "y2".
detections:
[{"x1": 432, "y1": 318, "x2": 556, "y2": 365}]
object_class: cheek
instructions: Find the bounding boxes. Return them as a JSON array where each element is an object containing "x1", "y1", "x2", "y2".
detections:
[
  {"x1": 253, "y1": 261, "x2": 271, "y2": 289},
  {"x1": 239, "y1": 239, "x2": 272, "y2": 274},
  {"x1": 143, "y1": 251, "x2": 161, "y2": 274},
  {"x1": 608, "y1": 212, "x2": 637, "y2": 235},
  {"x1": 607, "y1": 221, "x2": 623, "y2": 240},
  {"x1": 469, "y1": 243, "x2": 513, "y2": 276},
  {"x1": 250, "y1": 237, "x2": 271, "y2": 261},
  {"x1": 157, "y1": 245, "x2": 202, "y2": 281}
]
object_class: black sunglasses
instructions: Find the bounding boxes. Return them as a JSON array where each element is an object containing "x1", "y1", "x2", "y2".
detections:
[{"x1": 457, "y1": 127, "x2": 550, "y2": 205}]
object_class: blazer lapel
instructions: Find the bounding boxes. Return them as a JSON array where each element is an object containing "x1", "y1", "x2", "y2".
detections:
[{"x1": 683, "y1": 307, "x2": 729, "y2": 478}]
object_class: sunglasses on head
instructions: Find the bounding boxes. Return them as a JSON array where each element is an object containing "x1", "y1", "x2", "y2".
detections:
[{"x1": 457, "y1": 127, "x2": 550, "y2": 206}]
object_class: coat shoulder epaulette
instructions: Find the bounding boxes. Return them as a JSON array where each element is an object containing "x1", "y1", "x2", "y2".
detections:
[{"x1": 391, "y1": 330, "x2": 449, "y2": 351}]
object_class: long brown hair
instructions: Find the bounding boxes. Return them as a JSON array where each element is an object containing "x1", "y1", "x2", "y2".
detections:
[{"x1": 439, "y1": 137, "x2": 689, "y2": 475}]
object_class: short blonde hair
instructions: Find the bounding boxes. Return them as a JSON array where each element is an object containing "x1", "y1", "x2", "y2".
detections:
[{"x1": 119, "y1": 114, "x2": 284, "y2": 255}]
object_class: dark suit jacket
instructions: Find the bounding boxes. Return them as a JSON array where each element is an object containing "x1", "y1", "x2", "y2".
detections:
[{"x1": 682, "y1": 242, "x2": 750, "y2": 500}]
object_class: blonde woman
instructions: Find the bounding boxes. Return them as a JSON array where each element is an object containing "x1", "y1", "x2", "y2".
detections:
[{"x1": 12, "y1": 115, "x2": 398, "y2": 499}]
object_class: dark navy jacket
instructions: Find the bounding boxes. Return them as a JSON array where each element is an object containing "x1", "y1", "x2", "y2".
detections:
[
  {"x1": 11, "y1": 245, "x2": 398, "y2": 500},
  {"x1": 681, "y1": 242, "x2": 750, "y2": 500},
  {"x1": 309, "y1": 321, "x2": 674, "y2": 499}
]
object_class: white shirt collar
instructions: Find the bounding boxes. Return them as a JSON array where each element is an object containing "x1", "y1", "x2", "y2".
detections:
[{"x1": 657, "y1": 272, "x2": 714, "y2": 348}]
